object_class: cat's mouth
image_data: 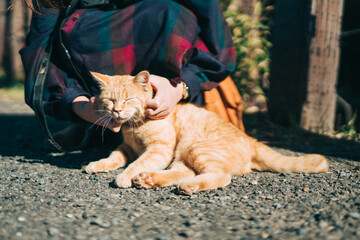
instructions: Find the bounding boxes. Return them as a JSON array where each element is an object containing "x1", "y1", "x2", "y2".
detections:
[
  {"x1": 113, "y1": 116, "x2": 130, "y2": 123},
  {"x1": 114, "y1": 108, "x2": 143, "y2": 124}
]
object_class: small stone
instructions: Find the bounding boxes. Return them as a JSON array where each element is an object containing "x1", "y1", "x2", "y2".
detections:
[
  {"x1": 17, "y1": 217, "x2": 26, "y2": 222},
  {"x1": 298, "y1": 228, "x2": 307, "y2": 235},
  {"x1": 183, "y1": 218, "x2": 197, "y2": 227},
  {"x1": 156, "y1": 197, "x2": 165, "y2": 203},
  {"x1": 111, "y1": 218, "x2": 119, "y2": 225},
  {"x1": 251, "y1": 180, "x2": 258, "y2": 185},
  {"x1": 156, "y1": 236, "x2": 168, "y2": 240},
  {"x1": 47, "y1": 227, "x2": 60, "y2": 236},
  {"x1": 178, "y1": 230, "x2": 194, "y2": 238},
  {"x1": 304, "y1": 187, "x2": 310, "y2": 192},
  {"x1": 319, "y1": 221, "x2": 328, "y2": 229},
  {"x1": 339, "y1": 172, "x2": 351, "y2": 178},
  {"x1": 261, "y1": 232, "x2": 269, "y2": 239},
  {"x1": 72, "y1": 202, "x2": 86, "y2": 208},
  {"x1": 348, "y1": 212, "x2": 360, "y2": 219},
  {"x1": 133, "y1": 221, "x2": 142, "y2": 228},
  {"x1": 90, "y1": 218, "x2": 111, "y2": 228},
  {"x1": 219, "y1": 196, "x2": 231, "y2": 201},
  {"x1": 273, "y1": 203, "x2": 282, "y2": 210},
  {"x1": 43, "y1": 219, "x2": 50, "y2": 225},
  {"x1": 66, "y1": 214, "x2": 74, "y2": 218},
  {"x1": 132, "y1": 212, "x2": 141, "y2": 218},
  {"x1": 240, "y1": 215, "x2": 250, "y2": 220}
]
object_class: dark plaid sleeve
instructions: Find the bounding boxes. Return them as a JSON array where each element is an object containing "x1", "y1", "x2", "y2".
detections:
[
  {"x1": 175, "y1": 0, "x2": 236, "y2": 101},
  {"x1": 62, "y1": 0, "x2": 235, "y2": 103},
  {"x1": 21, "y1": 0, "x2": 235, "y2": 121},
  {"x1": 20, "y1": 10, "x2": 90, "y2": 121}
]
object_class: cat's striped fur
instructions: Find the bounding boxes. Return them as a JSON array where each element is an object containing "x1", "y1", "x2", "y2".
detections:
[{"x1": 85, "y1": 71, "x2": 329, "y2": 195}]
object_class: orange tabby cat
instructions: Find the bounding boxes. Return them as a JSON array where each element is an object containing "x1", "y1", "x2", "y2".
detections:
[{"x1": 85, "y1": 71, "x2": 329, "y2": 195}]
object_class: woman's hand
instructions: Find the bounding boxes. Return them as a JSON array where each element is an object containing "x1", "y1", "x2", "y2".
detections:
[
  {"x1": 71, "y1": 96, "x2": 122, "y2": 133},
  {"x1": 146, "y1": 74, "x2": 183, "y2": 119}
]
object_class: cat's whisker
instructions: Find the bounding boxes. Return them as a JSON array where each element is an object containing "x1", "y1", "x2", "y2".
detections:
[
  {"x1": 128, "y1": 113, "x2": 144, "y2": 126},
  {"x1": 101, "y1": 116, "x2": 114, "y2": 142},
  {"x1": 130, "y1": 117, "x2": 140, "y2": 127},
  {"x1": 90, "y1": 115, "x2": 107, "y2": 129},
  {"x1": 126, "y1": 118, "x2": 138, "y2": 139},
  {"x1": 95, "y1": 109, "x2": 110, "y2": 113},
  {"x1": 133, "y1": 115, "x2": 144, "y2": 123},
  {"x1": 90, "y1": 115, "x2": 112, "y2": 135}
]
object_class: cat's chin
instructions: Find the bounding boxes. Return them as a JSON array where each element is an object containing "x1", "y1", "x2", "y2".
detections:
[
  {"x1": 114, "y1": 116, "x2": 139, "y2": 124},
  {"x1": 113, "y1": 118, "x2": 128, "y2": 124}
]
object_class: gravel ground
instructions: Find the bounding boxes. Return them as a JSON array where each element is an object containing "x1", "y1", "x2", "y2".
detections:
[{"x1": 0, "y1": 92, "x2": 359, "y2": 240}]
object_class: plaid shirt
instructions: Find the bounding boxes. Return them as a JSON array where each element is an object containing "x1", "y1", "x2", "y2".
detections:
[{"x1": 20, "y1": 0, "x2": 235, "y2": 121}]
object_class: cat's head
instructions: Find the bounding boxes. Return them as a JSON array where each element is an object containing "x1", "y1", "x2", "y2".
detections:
[{"x1": 91, "y1": 71, "x2": 152, "y2": 124}]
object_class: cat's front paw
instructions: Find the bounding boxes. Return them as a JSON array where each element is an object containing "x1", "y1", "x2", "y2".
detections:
[
  {"x1": 85, "y1": 161, "x2": 106, "y2": 174},
  {"x1": 177, "y1": 184, "x2": 199, "y2": 195},
  {"x1": 85, "y1": 158, "x2": 122, "y2": 174},
  {"x1": 132, "y1": 172, "x2": 154, "y2": 189},
  {"x1": 114, "y1": 174, "x2": 132, "y2": 188}
]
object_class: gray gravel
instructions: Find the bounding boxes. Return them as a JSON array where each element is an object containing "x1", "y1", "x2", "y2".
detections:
[{"x1": 0, "y1": 96, "x2": 359, "y2": 240}]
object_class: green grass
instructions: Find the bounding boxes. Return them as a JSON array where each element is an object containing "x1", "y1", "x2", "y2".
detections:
[
  {"x1": 336, "y1": 112, "x2": 359, "y2": 141},
  {"x1": 0, "y1": 87, "x2": 24, "y2": 99},
  {"x1": 0, "y1": 69, "x2": 25, "y2": 99}
]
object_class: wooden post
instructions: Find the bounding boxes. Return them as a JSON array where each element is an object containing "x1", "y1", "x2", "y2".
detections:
[
  {"x1": 268, "y1": 0, "x2": 344, "y2": 133},
  {"x1": 300, "y1": 0, "x2": 345, "y2": 132},
  {"x1": 1, "y1": 0, "x2": 28, "y2": 84},
  {"x1": 3, "y1": 0, "x2": 15, "y2": 84},
  {"x1": 0, "y1": 1, "x2": 5, "y2": 67}
]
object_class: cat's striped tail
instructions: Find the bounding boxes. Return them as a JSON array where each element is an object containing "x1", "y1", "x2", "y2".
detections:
[{"x1": 251, "y1": 141, "x2": 329, "y2": 173}]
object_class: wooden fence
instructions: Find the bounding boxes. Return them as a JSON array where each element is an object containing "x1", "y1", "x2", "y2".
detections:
[{"x1": 269, "y1": 0, "x2": 344, "y2": 132}]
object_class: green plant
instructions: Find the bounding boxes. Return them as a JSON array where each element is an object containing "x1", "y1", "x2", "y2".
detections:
[
  {"x1": 339, "y1": 111, "x2": 359, "y2": 140},
  {"x1": 0, "y1": 67, "x2": 24, "y2": 90},
  {"x1": 223, "y1": 2, "x2": 271, "y2": 108}
]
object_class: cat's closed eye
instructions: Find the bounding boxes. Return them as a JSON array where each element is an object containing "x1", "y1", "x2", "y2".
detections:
[
  {"x1": 125, "y1": 97, "x2": 136, "y2": 102},
  {"x1": 103, "y1": 98, "x2": 114, "y2": 105}
]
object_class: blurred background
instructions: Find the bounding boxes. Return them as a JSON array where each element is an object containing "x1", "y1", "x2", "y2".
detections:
[{"x1": 0, "y1": 0, "x2": 359, "y2": 140}]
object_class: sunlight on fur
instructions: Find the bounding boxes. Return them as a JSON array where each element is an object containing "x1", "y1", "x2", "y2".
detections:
[{"x1": 85, "y1": 71, "x2": 329, "y2": 195}]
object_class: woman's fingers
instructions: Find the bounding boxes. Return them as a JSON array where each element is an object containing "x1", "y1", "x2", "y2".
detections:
[
  {"x1": 145, "y1": 74, "x2": 183, "y2": 119},
  {"x1": 145, "y1": 106, "x2": 169, "y2": 119},
  {"x1": 146, "y1": 98, "x2": 161, "y2": 110}
]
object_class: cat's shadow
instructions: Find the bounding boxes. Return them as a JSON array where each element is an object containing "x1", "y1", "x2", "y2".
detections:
[
  {"x1": 243, "y1": 112, "x2": 360, "y2": 162},
  {"x1": 1, "y1": 113, "x2": 359, "y2": 173},
  {"x1": 108, "y1": 180, "x2": 118, "y2": 189},
  {"x1": 0, "y1": 114, "x2": 121, "y2": 170}
]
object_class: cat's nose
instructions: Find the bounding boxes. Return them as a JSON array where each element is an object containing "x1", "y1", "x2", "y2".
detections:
[{"x1": 114, "y1": 109, "x2": 121, "y2": 114}]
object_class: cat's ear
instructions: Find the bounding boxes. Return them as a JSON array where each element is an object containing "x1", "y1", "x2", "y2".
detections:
[
  {"x1": 134, "y1": 71, "x2": 150, "y2": 89},
  {"x1": 91, "y1": 72, "x2": 111, "y2": 87}
]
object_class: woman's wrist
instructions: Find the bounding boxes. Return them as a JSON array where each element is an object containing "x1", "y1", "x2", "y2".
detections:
[
  {"x1": 72, "y1": 96, "x2": 90, "y2": 117},
  {"x1": 71, "y1": 95, "x2": 95, "y2": 124}
]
